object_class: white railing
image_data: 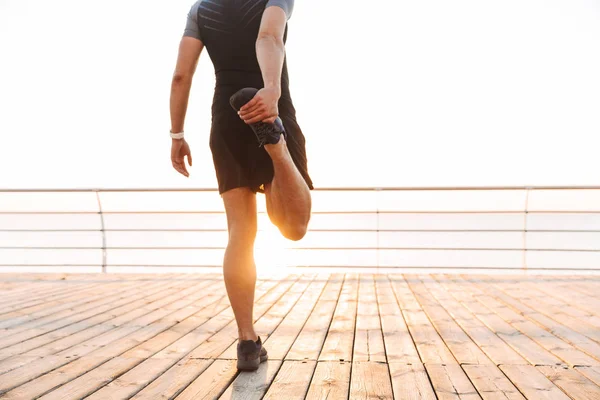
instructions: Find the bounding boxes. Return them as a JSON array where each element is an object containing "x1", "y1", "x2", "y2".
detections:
[{"x1": 1, "y1": 187, "x2": 599, "y2": 273}]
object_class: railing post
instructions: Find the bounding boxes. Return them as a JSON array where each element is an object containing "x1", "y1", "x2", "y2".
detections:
[
  {"x1": 523, "y1": 187, "x2": 532, "y2": 271},
  {"x1": 95, "y1": 190, "x2": 107, "y2": 273},
  {"x1": 375, "y1": 187, "x2": 381, "y2": 269}
]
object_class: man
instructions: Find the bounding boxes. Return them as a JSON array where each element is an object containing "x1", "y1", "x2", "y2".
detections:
[{"x1": 168, "y1": 0, "x2": 313, "y2": 371}]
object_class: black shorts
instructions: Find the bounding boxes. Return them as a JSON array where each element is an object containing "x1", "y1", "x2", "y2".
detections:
[{"x1": 209, "y1": 86, "x2": 314, "y2": 195}]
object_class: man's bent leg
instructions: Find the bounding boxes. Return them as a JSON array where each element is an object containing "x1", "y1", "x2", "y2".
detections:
[
  {"x1": 222, "y1": 187, "x2": 259, "y2": 341},
  {"x1": 264, "y1": 135, "x2": 312, "y2": 241}
]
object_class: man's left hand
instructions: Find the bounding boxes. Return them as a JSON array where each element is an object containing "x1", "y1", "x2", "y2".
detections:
[{"x1": 238, "y1": 87, "x2": 280, "y2": 124}]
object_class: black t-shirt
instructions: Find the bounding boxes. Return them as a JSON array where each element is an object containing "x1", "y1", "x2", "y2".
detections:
[{"x1": 183, "y1": 0, "x2": 294, "y2": 41}]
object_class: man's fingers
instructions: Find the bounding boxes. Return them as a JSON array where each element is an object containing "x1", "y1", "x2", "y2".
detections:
[
  {"x1": 240, "y1": 97, "x2": 259, "y2": 111},
  {"x1": 172, "y1": 160, "x2": 189, "y2": 177},
  {"x1": 180, "y1": 160, "x2": 189, "y2": 176},
  {"x1": 187, "y1": 152, "x2": 192, "y2": 167},
  {"x1": 238, "y1": 103, "x2": 262, "y2": 117},
  {"x1": 263, "y1": 116, "x2": 277, "y2": 124},
  {"x1": 240, "y1": 108, "x2": 265, "y2": 122},
  {"x1": 246, "y1": 113, "x2": 269, "y2": 124}
]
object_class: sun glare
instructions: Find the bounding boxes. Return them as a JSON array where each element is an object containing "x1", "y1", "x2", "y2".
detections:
[{"x1": 254, "y1": 219, "x2": 292, "y2": 274}]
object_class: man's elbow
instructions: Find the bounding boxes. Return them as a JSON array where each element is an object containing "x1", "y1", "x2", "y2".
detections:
[
  {"x1": 172, "y1": 72, "x2": 193, "y2": 85},
  {"x1": 256, "y1": 32, "x2": 284, "y2": 48}
]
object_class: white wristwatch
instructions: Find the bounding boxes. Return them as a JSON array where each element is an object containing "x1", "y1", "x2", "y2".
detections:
[{"x1": 170, "y1": 131, "x2": 184, "y2": 140}]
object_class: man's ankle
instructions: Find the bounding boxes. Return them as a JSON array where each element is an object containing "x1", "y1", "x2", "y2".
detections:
[
  {"x1": 264, "y1": 135, "x2": 287, "y2": 158},
  {"x1": 239, "y1": 332, "x2": 259, "y2": 342}
]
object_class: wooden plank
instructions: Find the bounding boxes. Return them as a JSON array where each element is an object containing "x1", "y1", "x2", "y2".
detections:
[
  {"x1": 51, "y1": 292, "x2": 228, "y2": 399},
  {"x1": 407, "y1": 275, "x2": 493, "y2": 365},
  {"x1": 0, "y1": 278, "x2": 174, "y2": 349},
  {"x1": 482, "y1": 293, "x2": 599, "y2": 367},
  {"x1": 86, "y1": 279, "x2": 281, "y2": 400},
  {"x1": 575, "y1": 366, "x2": 600, "y2": 386},
  {"x1": 467, "y1": 276, "x2": 600, "y2": 366},
  {"x1": 353, "y1": 274, "x2": 386, "y2": 363},
  {"x1": 0, "y1": 281, "x2": 187, "y2": 362},
  {"x1": 0, "y1": 356, "x2": 107, "y2": 399},
  {"x1": 216, "y1": 275, "x2": 315, "y2": 360},
  {"x1": 426, "y1": 364, "x2": 481, "y2": 400},
  {"x1": 217, "y1": 359, "x2": 283, "y2": 400},
  {"x1": 0, "y1": 279, "x2": 199, "y2": 362},
  {"x1": 427, "y1": 275, "x2": 528, "y2": 366},
  {"x1": 525, "y1": 279, "x2": 600, "y2": 320},
  {"x1": 388, "y1": 363, "x2": 436, "y2": 400},
  {"x1": 286, "y1": 274, "x2": 343, "y2": 361},
  {"x1": 390, "y1": 275, "x2": 456, "y2": 365},
  {"x1": 262, "y1": 276, "x2": 328, "y2": 360},
  {"x1": 125, "y1": 358, "x2": 213, "y2": 400},
  {"x1": 375, "y1": 275, "x2": 420, "y2": 364},
  {"x1": 149, "y1": 278, "x2": 279, "y2": 360},
  {"x1": 495, "y1": 278, "x2": 600, "y2": 341},
  {"x1": 349, "y1": 361, "x2": 394, "y2": 399},
  {"x1": 186, "y1": 275, "x2": 300, "y2": 360},
  {"x1": 174, "y1": 359, "x2": 237, "y2": 400},
  {"x1": 4, "y1": 272, "x2": 599, "y2": 400},
  {"x1": 570, "y1": 281, "x2": 600, "y2": 301},
  {"x1": 0, "y1": 280, "x2": 215, "y2": 396},
  {"x1": 499, "y1": 365, "x2": 570, "y2": 400},
  {"x1": 0, "y1": 276, "x2": 122, "y2": 307},
  {"x1": 0, "y1": 278, "x2": 155, "y2": 329},
  {"x1": 538, "y1": 365, "x2": 600, "y2": 400},
  {"x1": 114, "y1": 296, "x2": 230, "y2": 359},
  {"x1": 318, "y1": 274, "x2": 359, "y2": 362},
  {"x1": 0, "y1": 282, "x2": 91, "y2": 312},
  {"x1": 305, "y1": 361, "x2": 351, "y2": 400},
  {"x1": 445, "y1": 276, "x2": 565, "y2": 366},
  {"x1": 1, "y1": 291, "x2": 215, "y2": 399},
  {"x1": 464, "y1": 287, "x2": 598, "y2": 367},
  {"x1": 263, "y1": 360, "x2": 317, "y2": 400},
  {"x1": 0, "y1": 281, "x2": 110, "y2": 324},
  {"x1": 520, "y1": 280, "x2": 600, "y2": 327},
  {"x1": 84, "y1": 358, "x2": 176, "y2": 400},
  {"x1": 0, "y1": 279, "x2": 192, "y2": 371},
  {"x1": 462, "y1": 365, "x2": 525, "y2": 400},
  {"x1": 34, "y1": 356, "x2": 149, "y2": 400}
]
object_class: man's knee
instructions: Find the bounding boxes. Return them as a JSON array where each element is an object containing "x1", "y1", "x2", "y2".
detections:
[
  {"x1": 281, "y1": 222, "x2": 308, "y2": 241},
  {"x1": 227, "y1": 219, "x2": 257, "y2": 245}
]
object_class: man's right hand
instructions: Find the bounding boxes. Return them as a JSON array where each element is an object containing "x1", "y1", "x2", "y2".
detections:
[
  {"x1": 238, "y1": 87, "x2": 280, "y2": 124},
  {"x1": 171, "y1": 138, "x2": 192, "y2": 178}
]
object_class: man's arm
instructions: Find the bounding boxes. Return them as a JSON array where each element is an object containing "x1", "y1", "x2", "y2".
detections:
[
  {"x1": 238, "y1": 4, "x2": 289, "y2": 124},
  {"x1": 256, "y1": 6, "x2": 287, "y2": 97},
  {"x1": 170, "y1": 36, "x2": 204, "y2": 133},
  {"x1": 170, "y1": 5, "x2": 204, "y2": 178}
]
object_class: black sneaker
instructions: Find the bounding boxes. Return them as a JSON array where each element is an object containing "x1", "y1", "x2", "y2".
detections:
[
  {"x1": 230, "y1": 87, "x2": 285, "y2": 147},
  {"x1": 236, "y1": 336, "x2": 268, "y2": 371}
]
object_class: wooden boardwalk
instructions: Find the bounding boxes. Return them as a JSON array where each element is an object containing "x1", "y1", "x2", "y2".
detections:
[{"x1": 0, "y1": 273, "x2": 599, "y2": 399}]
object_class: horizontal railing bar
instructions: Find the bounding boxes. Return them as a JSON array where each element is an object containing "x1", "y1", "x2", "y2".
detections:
[
  {"x1": 0, "y1": 264, "x2": 102, "y2": 267},
  {"x1": 0, "y1": 230, "x2": 104, "y2": 233},
  {"x1": 3, "y1": 229, "x2": 600, "y2": 233},
  {"x1": 2, "y1": 246, "x2": 598, "y2": 252},
  {"x1": 0, "y1": 212, "x2": 103, "y2": 215},
  {"x1": 3, "y1": 264, "x2": 597, "y2": 272},
  {"x1": 0, "y1": 229, "x2": 524, "y2": 233},
  {"x1": 287, "y1": 265, "x2": 600, "y2": 271},
  {"x1": 1, "y1": 186, "x2": 600, "y2": 192},
  {"x1": 3, "y1": 211, "x2": 600, "y2": 215}
]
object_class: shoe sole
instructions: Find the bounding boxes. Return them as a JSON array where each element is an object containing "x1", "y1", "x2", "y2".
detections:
[{"x1": 237, "y1": 353, "x2": 268, "y2": 372}]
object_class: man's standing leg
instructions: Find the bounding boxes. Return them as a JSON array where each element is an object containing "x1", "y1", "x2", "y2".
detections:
[{"x1": 222, "y1": 187, "x2": 259, "y2": 341}]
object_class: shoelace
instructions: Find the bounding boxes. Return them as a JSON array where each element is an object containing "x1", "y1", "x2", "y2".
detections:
[{"x1": 254, "y1": 122, "x2": 284, "y2": 147}]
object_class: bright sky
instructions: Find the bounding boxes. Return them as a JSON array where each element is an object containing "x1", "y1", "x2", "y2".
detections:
[{"x1": 0, "y1": 0, "x2": 599, "y2": 189}]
